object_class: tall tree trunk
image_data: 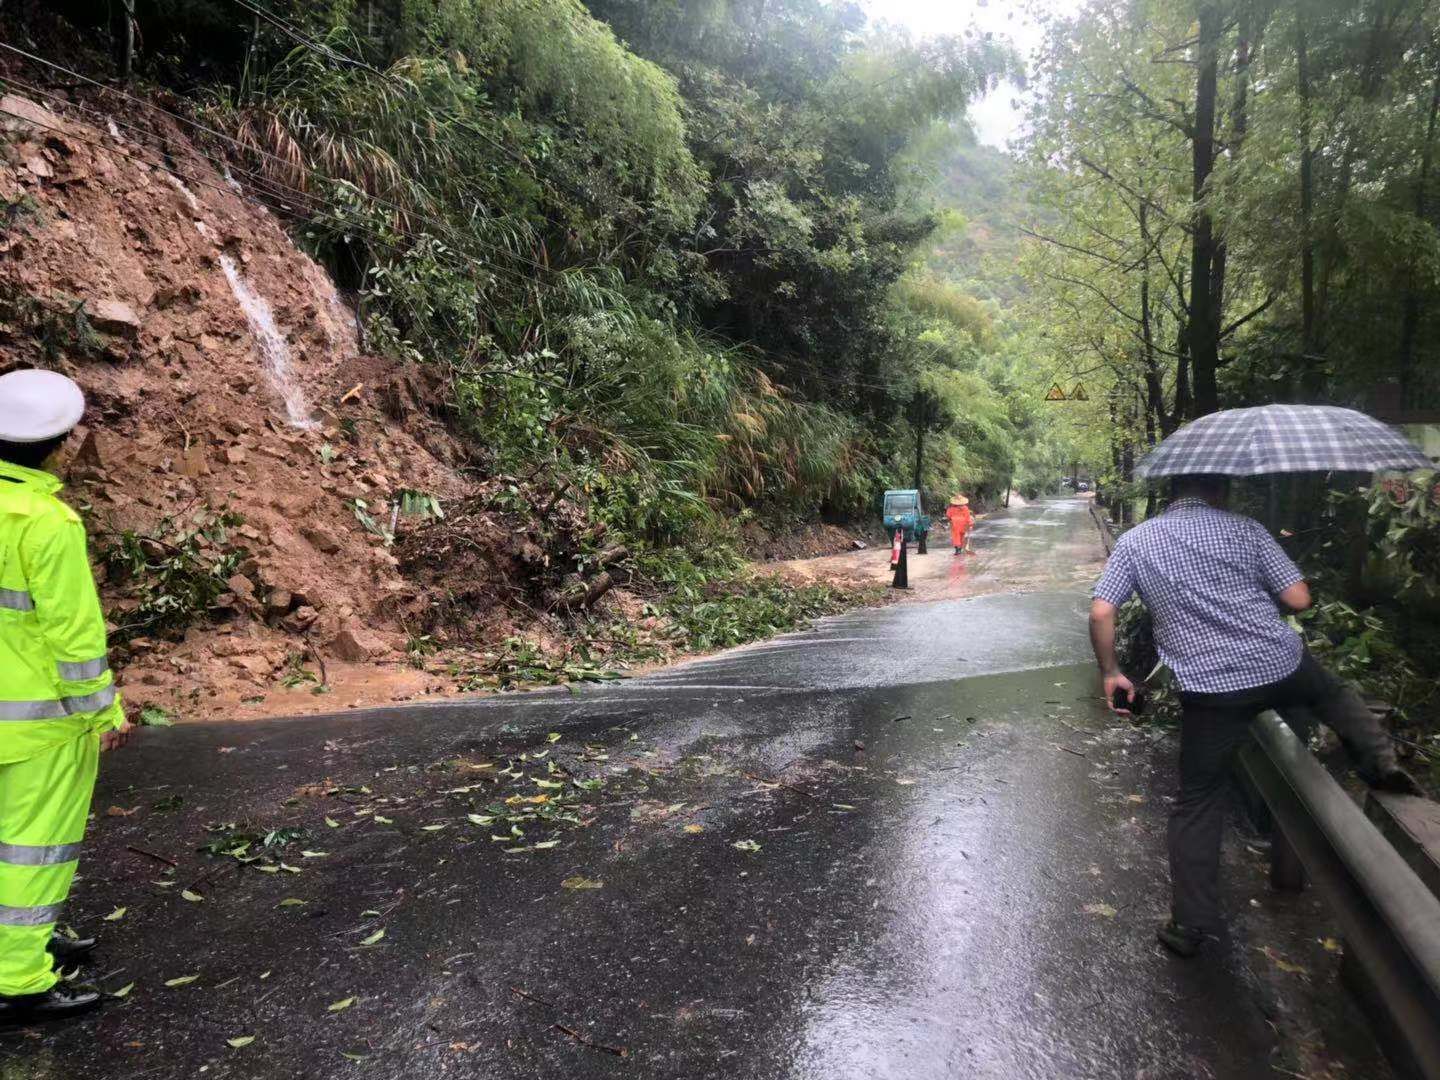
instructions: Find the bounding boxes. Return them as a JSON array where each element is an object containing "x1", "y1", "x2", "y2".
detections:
[
  {"x1": 1297, "y1": 11, "x2": 1320, "y2": 400},
  {"x1": 1137, "y1": 203, "x2": 1179, "y2": 436},
  {"x1": 1174, "y1": 296, "x2": 1193, "y2": 423},
  {"x1": 1210, "y1": 7, "x2": 1256, "y2": 337},
  {"x1": 1120, "y1": 393, "x2": 1138, "y2": 525},
  {"x1": 120, "y1": 0, "x2": 136, "y2": 80},
  {"x1": 1189, "y1": 2, "x2": 1223, "y2": 416},
  {"x1": 1398, "y1": 49, "x2": 1440, "y2": 407},
  {"x1": 1316, "y1": 2, "x2": 1396, "y2": 339},
  {"x1": 1108, "y1": 395, "x2": 1121, "y2": 512}
]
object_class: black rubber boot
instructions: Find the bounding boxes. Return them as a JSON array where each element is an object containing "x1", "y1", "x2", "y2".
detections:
[
  {"x1": 0, "y1": 985, "x2": 102, "y2": 1025},
  {"x1": 47, "y1": 933, "x2": 97, "y2": 964}
]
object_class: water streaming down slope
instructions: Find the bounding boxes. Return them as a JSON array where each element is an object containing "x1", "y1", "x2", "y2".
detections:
[
  {"x1": 219, "y1": 254, "x2": 318, "y2": 429},
  {"x1": 158, "y1": 169, "x2": 320, "y2": 430},
  {"x1": 157, "y1": 154, "x2": 336, "y2": 429}
]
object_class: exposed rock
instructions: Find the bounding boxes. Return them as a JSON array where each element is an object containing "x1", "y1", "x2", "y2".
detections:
[
  {"x1": 87, "y1": 299, "x2": 142, "y2": 338},
  {"x1": 0, "y1": 95, "x2": 71, "y2": 137},
  {"x1": 229, "y1": 654, "x2": 273, "y2": 677},
  {"x1": 301, "y1": 524, "x2": 342, "y2": 555},
  {"x1": 330, "y1": 623, "x2": 387, "y2": 662},
  {"x1": 152, "y1": 284, "x2": 200, "y2": 310},
  {"x1": 225, "y1": 573, "x2": 257, "y2": 604},
  {"x1": 225, "y1": 446, "x2": 247, "y2": 465},
  {"x1": 176, "y1": 445, "x2": 210, "y2": 477},
  {"x1": 281, "y1": 606, "x2": 319, "y2": 634}
]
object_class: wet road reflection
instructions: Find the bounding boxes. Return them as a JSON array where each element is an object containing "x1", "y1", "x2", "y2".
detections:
[{"x1": 6, "y1": 499, "x2": 1372, "y2": 1079}]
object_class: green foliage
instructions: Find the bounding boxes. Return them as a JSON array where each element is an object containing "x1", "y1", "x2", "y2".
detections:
[
  {"x1": 138, "y1": 705, "x2": 175, "y2": 727},
  {"x1": 199, "y1": 822, "x2": 310, "y2": 867},
  {"x1": 456, "y1": 636, "x2": 623, "y2": 692},
  {"x1": 657, "y1": 574, "x2": 858, "y2": 652},
  {"x1": 0, "y1": 288, "x2": 105, "y2": 364},
  {"x1": 30, "y1": 0, "x2": 1020, "y2": 543},
  {"x1": 94, "y1": 509, "x2": 247, "y2": 645},
  {"x1": 1296, "y1": 474, "x2": 1440, "y2": 724}
]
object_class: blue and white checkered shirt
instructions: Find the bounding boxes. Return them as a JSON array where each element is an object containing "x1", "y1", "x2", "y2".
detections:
[{"x1": 1093, "y1": 498, "x2": 1305, "y2": 693}]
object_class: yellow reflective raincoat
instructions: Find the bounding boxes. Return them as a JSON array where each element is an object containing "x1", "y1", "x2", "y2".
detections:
[{"x1": 0, "y1": 459, "x2": 121, "y2": 995}]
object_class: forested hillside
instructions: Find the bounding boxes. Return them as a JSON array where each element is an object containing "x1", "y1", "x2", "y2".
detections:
[
  {"x1": 1016, "y1": 0, "x2": 1440, "y2": 759},
  {"x1": 926, "y1": 133, "x2": 1030, "y2": 304},
  {"x1": 0, "y1": 0, "x2": 1099, "y2": 716}
]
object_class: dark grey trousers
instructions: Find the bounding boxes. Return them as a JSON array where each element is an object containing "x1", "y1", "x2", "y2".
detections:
[{"x1": 1169, "y1": 651, "x2": 1398, "y2": 931}]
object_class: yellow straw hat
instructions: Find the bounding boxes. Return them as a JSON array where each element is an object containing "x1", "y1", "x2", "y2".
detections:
[{"x1": 949, "y1": 495, "x2": 969, "y2": 506}]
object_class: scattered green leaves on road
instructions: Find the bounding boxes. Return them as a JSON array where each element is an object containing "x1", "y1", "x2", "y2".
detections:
[
  {"x1": 139, "y1": 706, "x2": 174, "y2": 727},
  {"x1": 328, "y1": 996, "x2": 356, "y2": 1012},
  {"x1": 732, "y1": 839, "x2": 762, "y2": 853},
  {"x1": 103, "y1": 906, "x2": 127, "y2": 921},
  {"x1": 561, "y1": 875, "x2": 603, "y2": 890},
  {"x1": 181, "y1": 890, "x2": 204, "y2": 902},
  {"x1": 226, "y1": 1036, "x2": 255, "y2": 1049},
  {"x1": 359, "y1": 929, "x2": 385, "y2": 946},
  {"x1": 164, "y1": 974, "x2": 199, "y2": 987},
  {"x1": 1256, "y1": 946, "x2": 1308, "y2": 975}
]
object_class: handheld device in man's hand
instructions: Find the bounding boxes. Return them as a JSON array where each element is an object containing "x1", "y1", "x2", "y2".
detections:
[{"x1": 1112, "y1": 686, "x2": 1147, "y2": 715}]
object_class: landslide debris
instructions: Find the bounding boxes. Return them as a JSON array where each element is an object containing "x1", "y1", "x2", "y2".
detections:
[{"x1": 0, "y1": 86, "x2": 664, "y2": 720}]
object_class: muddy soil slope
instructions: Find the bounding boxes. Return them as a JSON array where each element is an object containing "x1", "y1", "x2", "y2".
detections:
[{"x1": 0, "y1": 88, "x2": 554, "y2": 720}]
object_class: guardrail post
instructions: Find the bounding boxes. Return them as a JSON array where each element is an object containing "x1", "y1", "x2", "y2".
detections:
[
  {"x1": 1089, "y1": 501, "x2": 1116, "y2": 556},
  {"x1": 1271, "y1": 827, "x2": 1307, "y2": 892},
  {"x1": 1239, "y1": 712, "x2": 1440, "y2": 1078}
]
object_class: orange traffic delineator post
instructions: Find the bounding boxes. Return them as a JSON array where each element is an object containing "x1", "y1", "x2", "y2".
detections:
[{"x1": 891, "y1": 529, "x2": 908, "y2": 589}]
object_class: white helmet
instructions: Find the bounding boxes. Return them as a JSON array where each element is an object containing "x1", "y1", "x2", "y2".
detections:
[{"x1": 0, "y1": 370, "x2": 86, "y2": 443}]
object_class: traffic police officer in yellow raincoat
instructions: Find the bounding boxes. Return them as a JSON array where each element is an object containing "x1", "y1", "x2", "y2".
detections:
[{"x1": 0, "y1": 369, "x2": 132, "y2": 1022}]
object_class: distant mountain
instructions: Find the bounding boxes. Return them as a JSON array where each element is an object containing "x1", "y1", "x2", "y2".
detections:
[{"x1": 926, "y1": 136, "x2": 1031, "y2": 304}]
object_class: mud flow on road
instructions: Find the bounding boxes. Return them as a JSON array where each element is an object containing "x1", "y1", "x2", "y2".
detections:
[{"x1": 13, "y1": 499, "x2": 1391, "y2": 1079}]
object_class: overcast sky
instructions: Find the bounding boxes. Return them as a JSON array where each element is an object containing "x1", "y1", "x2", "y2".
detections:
[{"x1": 860, "y1": 0, "x2": 1081, "y2": 150}]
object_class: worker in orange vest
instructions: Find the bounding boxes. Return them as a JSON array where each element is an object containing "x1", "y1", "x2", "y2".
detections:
[{"x1": 946, "y1": 495, "x2": 973, "y2": 555}]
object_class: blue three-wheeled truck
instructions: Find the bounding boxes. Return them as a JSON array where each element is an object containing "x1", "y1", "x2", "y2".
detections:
[{"x1": 882, "y1": 488, "x2": 931, "y2": 555}]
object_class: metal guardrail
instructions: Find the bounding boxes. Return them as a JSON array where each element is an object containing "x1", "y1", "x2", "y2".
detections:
[
  {"x1": 1239, "y1": 712, "x2": 1440, "y2": 1078},
  {"x1": 1088, "y1": 500, "x2": 1117, "y2": 555}
]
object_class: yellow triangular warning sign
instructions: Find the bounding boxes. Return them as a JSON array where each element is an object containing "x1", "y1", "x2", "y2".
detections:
[
  {"x1": 1045, "y1": 383, "x2": 1067, "y2": 401},
  {"x1": 1071, "y1": 382, "x2": 1089, "y2": 401}
]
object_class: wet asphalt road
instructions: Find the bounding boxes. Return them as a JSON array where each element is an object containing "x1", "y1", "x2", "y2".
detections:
[{"x1": 3, "y1": 499, "x2": 1386, "y2": 1079}]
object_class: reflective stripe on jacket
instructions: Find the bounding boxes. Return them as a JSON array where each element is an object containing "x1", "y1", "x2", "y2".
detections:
[{"x1": 0, "y1": 460, "x2": 122, "y2": 763}]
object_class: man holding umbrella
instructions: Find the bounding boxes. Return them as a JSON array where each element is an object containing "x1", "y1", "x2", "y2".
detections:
[{"x1": 1087, "y1": 405, "x2": 1425, "y2": 958}]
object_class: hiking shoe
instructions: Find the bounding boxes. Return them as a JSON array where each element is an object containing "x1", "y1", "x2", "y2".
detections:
[
  {"x1": 1156, "y1": 920, "x2": 1208, "y2": 958},
  {"x1": 0, "y1": 985, "x2": 101, "y2": 1025}
]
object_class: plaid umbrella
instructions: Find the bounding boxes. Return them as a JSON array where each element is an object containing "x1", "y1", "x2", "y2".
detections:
[{"x1": 1137, "y1": 404, "x2": 1432, "y2": 478}]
